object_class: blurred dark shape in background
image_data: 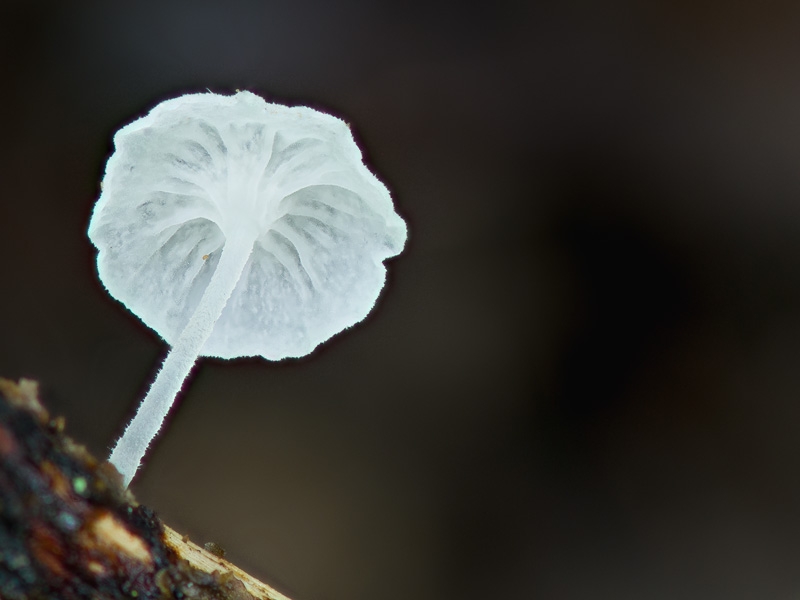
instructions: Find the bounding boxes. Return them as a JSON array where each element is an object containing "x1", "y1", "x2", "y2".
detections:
[{"x1": 3, "y1": 1, "x2": 800, "y2": 598}]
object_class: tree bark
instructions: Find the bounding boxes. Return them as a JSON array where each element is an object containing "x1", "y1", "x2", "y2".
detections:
[{"x1": 0, "y1": 377, "x2": 293, "y2": 600}]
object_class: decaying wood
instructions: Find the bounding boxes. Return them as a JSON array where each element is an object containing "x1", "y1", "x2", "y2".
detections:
[{"x1": 0, "y1": 377, "x2": 293, "y2": 600}]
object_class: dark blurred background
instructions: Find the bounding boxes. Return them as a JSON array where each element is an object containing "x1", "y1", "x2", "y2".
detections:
[{"x1": 4, "y1": 1, "x2": 800, "y2": 598}]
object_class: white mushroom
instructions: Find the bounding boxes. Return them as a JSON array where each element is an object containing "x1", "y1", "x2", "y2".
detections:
[{"x1": 89, "y1": 91, "x2": 406, "y2": 487}]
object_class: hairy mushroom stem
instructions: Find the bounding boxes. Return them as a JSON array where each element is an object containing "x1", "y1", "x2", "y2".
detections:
[{"x1": 109, "y1": 232, "x2": 257, "y2": 487}]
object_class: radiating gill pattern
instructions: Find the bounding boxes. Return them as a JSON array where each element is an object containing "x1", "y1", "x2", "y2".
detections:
[
  {"x1": 126, "y1": 218, "x2": 223, "y2": 336},
  {"x1": 90, "y1": 91, "x2": 406, "y2": 359},
  {"x1": 246, "y1": 182, "x2": 385, "y2": 303},
  {"x1": 215, "y1": 241, "x2": 312, "y2": 358},
  {"x1": 156, "y1": 120, "x2": 228, "y2": 217},
  {"x1": 256, "y1": 135, "x2": 356, "y2": 217}
]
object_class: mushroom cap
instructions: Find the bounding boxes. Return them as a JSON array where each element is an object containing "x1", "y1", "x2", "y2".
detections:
[{"x1": 89, "y1": 91, "x2": 406, "y2": 359}]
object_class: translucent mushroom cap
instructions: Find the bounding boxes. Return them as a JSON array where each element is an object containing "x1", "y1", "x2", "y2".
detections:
[{"x1": 89, "y1": 91, "x2": 407, "y2": 360}]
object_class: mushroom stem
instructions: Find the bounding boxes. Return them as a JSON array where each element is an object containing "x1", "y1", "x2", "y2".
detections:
[{"x1": 109, "y1": 233, "x2": 257, "y2": 488}]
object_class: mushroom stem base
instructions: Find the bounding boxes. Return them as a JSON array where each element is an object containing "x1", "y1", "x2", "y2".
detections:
[{"x1": 109, "y1": 234, "x2": 256, "y2": 487}]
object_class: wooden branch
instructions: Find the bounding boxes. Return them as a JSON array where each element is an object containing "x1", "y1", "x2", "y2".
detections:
[{"x1": 0, "y1": 377, "x2": 293, "y2": 600}]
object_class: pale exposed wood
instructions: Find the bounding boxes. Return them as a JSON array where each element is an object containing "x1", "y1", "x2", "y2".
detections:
[
  {"x1": 0, "y1": 376, "x2": 298, "y2": 600},
  {"x1": 163, "y1": 525, "x2": 294, "y2": 600}
]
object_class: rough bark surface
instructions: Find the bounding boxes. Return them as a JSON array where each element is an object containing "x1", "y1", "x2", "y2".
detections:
[{"x1": 0, "y1": 378, "x2": 291, "y2": 600}]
